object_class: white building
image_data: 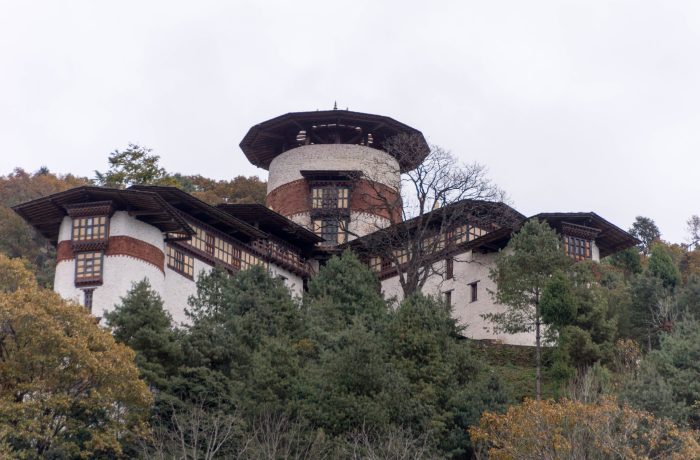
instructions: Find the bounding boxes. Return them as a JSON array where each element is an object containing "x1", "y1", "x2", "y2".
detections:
[{"x1": 13, "y1": 109, "x2": 638, "y2": 343}]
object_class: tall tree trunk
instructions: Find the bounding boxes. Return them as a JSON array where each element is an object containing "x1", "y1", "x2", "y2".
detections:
[{"x1": 535, "y1": 302, "x2": 542, "y2": 401}]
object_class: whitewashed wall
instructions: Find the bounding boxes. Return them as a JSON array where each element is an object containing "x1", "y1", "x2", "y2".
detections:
[
  {"x1": 267, "y1": 144, "x2": 400, "y2": 192},
  {"x1": 380, "y1": 249, "x2": 537, "y2": 346}
]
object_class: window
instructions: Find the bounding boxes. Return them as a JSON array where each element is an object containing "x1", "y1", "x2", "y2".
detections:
[
  {"x1": 469, "y1": 281, "x2": 479, "y2": 302},
  {"x1": 205, "y1": 233, "x2": 215, "y2": 256},
  {"x1": 564, "y1": 236, "x2": 592, "y2": 261},
  {"x1": 445, "y1": 257, "x2": 454, "y2": 279},
  {"x1": 311, "y1": 186, "x2": 350, "y2": 209},
  {"x1": 369, "y1": 256, "x2": 382, "y2": 272},
  {"x1": 83, "y1": 289, "x2": 95, "y2": 312},
  {"x1": 167, "y1": 246, "x2": 194, "y2": 278},
  {"x1": 72, "y1": 216, "x2": 108, "y2": 241},
  {"x1": 313, "y1": 218, "x2": 348, "y2": 244},
  {"x1": 75, "y1": 251, "x2": 103, "y2": 283},
  {"x1": 444, "y1": 290, "x2": 452, "y2": 307}
]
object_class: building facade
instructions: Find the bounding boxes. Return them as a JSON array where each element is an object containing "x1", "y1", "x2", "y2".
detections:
[{"x1": 14, "y1": 109, "x2": 638, "y2": 344}]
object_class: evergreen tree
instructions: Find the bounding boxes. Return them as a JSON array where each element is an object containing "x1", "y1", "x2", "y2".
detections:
[
  {"x1": 485, "y1": 219, "x2": 571, "y2": 399},
  {"x1": 104, "y1": 279, "x2": 182, "y2": 389}
]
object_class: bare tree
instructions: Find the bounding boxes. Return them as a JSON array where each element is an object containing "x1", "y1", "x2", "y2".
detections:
[
  {"x1": 342, "y1": 424, "x2": 437, "y2": 460},
  {"x1": 349, "y1": 133, "x2": 518, "y2": 297},
  {"x1": 141, "y1": 401, "x2": 250, "y2": 460},
  {"x1": 686, "y1": 214, "x2": 700, "y2": 250},
  {"x1": 246, "y1": 412, "x2": 331, "y2": 460}
]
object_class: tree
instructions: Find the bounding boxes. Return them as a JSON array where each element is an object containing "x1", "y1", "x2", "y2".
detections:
[
  {"x1": 172, "y1": 174, "x2": 267, "y2": 205},
  {"x1": 352, "y1": 133, "x2": 510, "y2": 297},
  {"x1": 686, "y1": 214, "x2": 700, "y2": 250},
  {"x1": 470, "y1": 397, "x2": 700, "y2": 459},
  {"x1": 484, "y1": 219, "x2": 571, "y2": 400},
  {"x1": 629, "y1": 215, "x2": 661, "y2": 255},
  {"x1": 95, "y1": 143, "x2": 176, "y2": 188},
  {"x1": 0, "y1": 167, "x2": 89, "y2": 286},
  {"x1": 0, "y1": 257, "x2": 152, "y2": 458},
  {"x1": 104, "y1": 279, "x2": 182, "y2": 389},
  {"x1": 622, "y1": 318, "x2": 700, "y2": 429}
]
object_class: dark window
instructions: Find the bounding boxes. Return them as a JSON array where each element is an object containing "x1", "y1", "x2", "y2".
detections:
[
  {"x1": 83, "y1": 289, "x2": 94, "y2": 312},
  {"x1": 167, "y1": 246, "x2": 194, "y2": 278},
  {"x1": 564, "y1": 235, "x2": 592, "y2": 261},
  {"x1": 313, "y1": 218, "x2": 348, "y2": 244},
  {"x1": 444, "y1": 290, "x2": 452, "y2": 307},
  {"x1": 72, "y1": 216, "x2": 108, "y2": 241},
  {"x1": 469, "y1": 281, "x2": 478, "y2": 302},
  {"x1": 75, "y1": 251, "x2": 103, "y2": 283},
  {"x1": 205, "y1": 233, "x2": 215, "y2": 256},
  {"x1": 446, "y1": 257, "x2": 454, "y2": 279}
]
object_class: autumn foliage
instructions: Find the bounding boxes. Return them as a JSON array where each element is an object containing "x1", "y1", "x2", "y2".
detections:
[
  {"x1": 0, "y1": 254, "x2": 152, "y2": 458},
  {"x1": 470, "y1": 397, "x2": 700, "y2": 459}
]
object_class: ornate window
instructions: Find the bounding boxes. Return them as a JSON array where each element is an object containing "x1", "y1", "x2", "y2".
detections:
[
  {"x1": 72, "y1": 216, "x2": 108, "y2": 242},
  {"x1": 311, "y1": 186, "x2": 350, "y2": 210},
  {"x1": 313, "y1": 218, "x2": 348, "y2": 244},
  {"x1": 167, "y1": 246, "x2": 194, "y2": 278},
  {"x1": 75, "y1": 251, "x2": 103, "y2": 284},
  {"x1": 561, "y1": 223, "x2": 598, "y2": 261},
  {"x1": 564, "y1": 236, "x2": 592, "y2": 261}
]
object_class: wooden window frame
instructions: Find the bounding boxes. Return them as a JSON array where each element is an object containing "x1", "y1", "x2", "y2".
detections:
[
  {"x1": 71, "y1": 216, "x2": 109, "y2": 242},
  {"x1": 83, "y1": 288, "x2": 95, "y2": 312},
  {"x1": 310, "y1": 184, "x2": 350, "y2": 210},
  {"x1": 167, "y1": 246, "x2": 195, "y2": 279},
  {"x1": 444, "y1": 290, "x2": 453, "y2": 307},
  {"x1": 75, "y1": 251, "x2": 104, "y2": 285},
  {"x1": 445, "y1": 257, "x2": 454, "y2": 279}
]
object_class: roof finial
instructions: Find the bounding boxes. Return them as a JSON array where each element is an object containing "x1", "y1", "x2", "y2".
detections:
[{"x1": 333, "y1": 101, "x2": 337, "y2": 110}]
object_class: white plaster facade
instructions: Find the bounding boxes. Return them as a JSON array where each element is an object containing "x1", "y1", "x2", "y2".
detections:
[{"x1": 267, "y1": 144, "x2": 400, "y2": 192}]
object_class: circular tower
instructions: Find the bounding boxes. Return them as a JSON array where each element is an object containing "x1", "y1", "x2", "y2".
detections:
[{"x1": 240, "y1": 109, "x2": 429, "y2": 245}]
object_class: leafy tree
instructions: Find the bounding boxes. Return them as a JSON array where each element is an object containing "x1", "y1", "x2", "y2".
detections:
[
  {"x1": 648, "y1": 243, "x2": 681, "y2": 289},
  {"x1": 484, "y1": 219, "x2": 571, "y2": 399},
  {"x1": 622, "y1": 318, "x2": 700, "y2": 429},
  {"x1": 104, "y1": 279, "x2": 182, "y2": 389},
  {"x1": 0, "y1": 167, "x2": 89, "y2": 286},
  {"x1": 607, "y1": 246, "x2": 642, "y2": 278},
  {"x1": 686, "y1": 214, "x2": 700, "y2": 250},
  {"x1": 95, "y1": 143, "x2": 176, "y2": 188},
  {"x1": 629, "y1": 215, "x2": 661, "y2": 255},
  {"x1": 172, "y1": 173, "x2": 267, "y2": 205},
  {"x1": 470, "y1": 397, "x2": 700, "y2": 459},
  {"x1": 0, "y1": 257, "x2": 151, "y2": 458}
]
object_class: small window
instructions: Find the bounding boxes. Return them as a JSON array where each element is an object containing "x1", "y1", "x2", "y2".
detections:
[
  {"x1": 205, "y1": 233, "x2": 215, "y2": 256},
  {"x1": 469, "y1": 281, "x2": 479, "y2": 302},
  {"x1": 75, "y1": 251, "x2": 103, "y2": 283},
  {"x1": 72, "y1": 216, "x2": 108, "y2": 241},
  {"x1": 167, "y1": 246, "x2": 194, "y2": 278},
  {"x1": 444, "y1": 290, "x2": 452, "y2": 307},
  {"x1": 83, "y1": 289, "x2": 95, "y2": 312},
  {"x1": 445, "y1": 257, "x2": 454, "y2": 279},
  {"x1": 369, "y1": 256, "x2": 382, "y2": 272}
]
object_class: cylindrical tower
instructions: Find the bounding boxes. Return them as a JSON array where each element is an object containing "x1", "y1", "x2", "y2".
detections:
[{"x1": 240, "y1": 109, "x2": 429, "y2": 246}]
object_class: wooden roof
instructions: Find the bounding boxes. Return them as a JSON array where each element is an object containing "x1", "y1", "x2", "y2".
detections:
[
  {"x1": 239, "y1": 110, "x2": 429, "y2": 172},
  {"x1": 216, "y1": 203, "x2": 323, "y2": 251},
  {"x1": 533, "y1": 212, "x2": 640, "y2": 258},
  {"x1": 12, "y1": 186, "x2": 194, "y2": 245},
  {"x1": 128, "y1": 185, "x2": 267, "y2": 241}
]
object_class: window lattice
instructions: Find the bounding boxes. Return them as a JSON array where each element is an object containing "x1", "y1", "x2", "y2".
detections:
[
  {"x1": 72, "y1": 216, "x2": 108, "y2": 241},
  {"x1": 75, "y1": 251, "x2": 103, "y2": 281},
  {"x1": 167, "y1": 246, "x2": 194, "y2": 278}
]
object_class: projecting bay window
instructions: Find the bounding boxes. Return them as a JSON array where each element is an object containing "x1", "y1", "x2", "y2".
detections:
[
  {"x1": 75, "y1": 251, "x2": 103, "y2": 285},
  {"x1": 72, "y1": 216, "x2": 108, "y2": 242},
  {"x1": 311, "y1": 186, "x2": 350, "y2": 210},
  {"x1": 167, "y1": 246, "x2": 194, "y2": 279},
  {"x1": 313, "y1": 218, "x2": 348, "y2": 245},
  {"x1": 564, "y1": 236, "x2": 592, "y2": 261}
]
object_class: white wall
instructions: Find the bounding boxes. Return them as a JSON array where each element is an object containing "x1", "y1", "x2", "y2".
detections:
[
  {"x1": 163, "y1": 257, "x2": 211, "y2": 325},
  {"x1": 267, "y1": 144, "x2": 400, "y2": 192},
  {"x1": 380, "y1": 249, "x2": 537, "y2": 346}
]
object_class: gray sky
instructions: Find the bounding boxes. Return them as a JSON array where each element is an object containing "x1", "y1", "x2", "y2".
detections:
[{"x1": 1, "y1": 1, "x2": 699, "y2": 243}]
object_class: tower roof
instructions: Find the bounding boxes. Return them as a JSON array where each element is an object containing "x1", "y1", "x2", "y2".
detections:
[{"x1": 239, "y1": 109, "x2": 429, "y2": 172}]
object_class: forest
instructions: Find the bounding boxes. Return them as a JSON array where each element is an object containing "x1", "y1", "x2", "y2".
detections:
[{"x1": 1, "y1": 146, "x2": 700, "y2": 458}]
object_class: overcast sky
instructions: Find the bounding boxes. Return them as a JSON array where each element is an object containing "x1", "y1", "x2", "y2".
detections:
[{"x1": 1, "y1": 1, "x2": 699, "y2": 243}]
